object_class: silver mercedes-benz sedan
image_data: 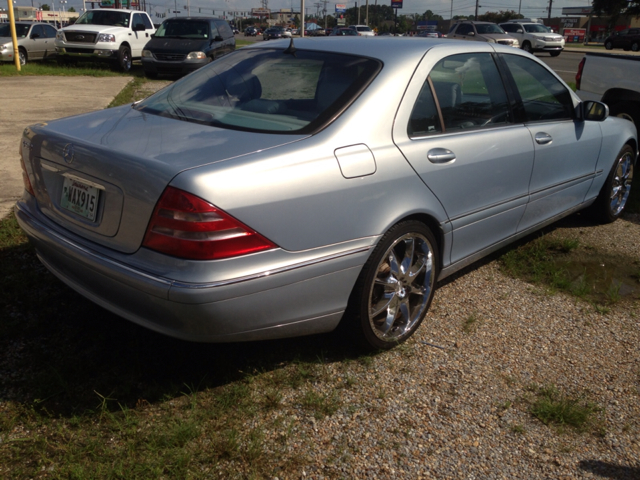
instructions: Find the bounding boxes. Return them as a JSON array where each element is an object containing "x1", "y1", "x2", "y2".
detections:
[{"x1": 16, "y1": 38, "x2": 636, "y2": 350}]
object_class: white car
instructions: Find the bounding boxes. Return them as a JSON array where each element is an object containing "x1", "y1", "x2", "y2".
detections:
[
  {"x1": 500, "y1": 20, "x2": 564, "y2": 56},
  {"x1": 348, "y1": 25, "x2": 375, "y2": 37}
]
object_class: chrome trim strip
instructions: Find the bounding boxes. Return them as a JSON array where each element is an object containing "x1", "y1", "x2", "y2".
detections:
[
  {"x1": 528, "y1": 172, "x2": 595, "y2": 197},
  {"x1": 438, "y1": 199, "x2": 595, "y2": 281},
  {"x1": 17, "y1": 202, "x2": 371, "y2": 290},
  {"x1": 170, "y1": 246, "x2": 372, "y2": 289},
  {"x1": 61, "y1": 173, "x2": 106, "y2": 191},
  {"x1": 41, "y1": 163, "x2": 61, "y2": 172}
]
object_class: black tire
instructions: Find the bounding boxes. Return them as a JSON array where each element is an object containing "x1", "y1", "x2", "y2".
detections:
[
  {"x1": 591, "y1": 145, "x2": 635, "y2": 223},
  {"x1": 549, "y1": 51, "x2": 561, "y2": 57},
  {"x1": 605, "y1": 41, "x2": 613, "y2": 50},
  {"x1": 118, "y1": 45, "x2": 132, "y2": 73},
  {"x1": 346, "y1": 221, "x2": 439, "y2": 350},
  {"x1": 632, "y1": 42, "x2": 640, "y2": 52},
  {"x1": 522, "y1": 41, "x2": 532, "y2": 53},
  {"x1": 18, "y1": 48, "x2": 27, "y2": 66},
  {"x1": 144, "y1": 70, "x2": 158, "y2": 79}
]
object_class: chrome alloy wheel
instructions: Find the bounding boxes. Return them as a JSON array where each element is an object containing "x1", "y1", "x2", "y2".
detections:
[
  {"x1": 367, "y1": 233, "x2": 435, "y2": 343},
  {"x1": 609, "y1": 150, "x2": 634, "y2": 217}
]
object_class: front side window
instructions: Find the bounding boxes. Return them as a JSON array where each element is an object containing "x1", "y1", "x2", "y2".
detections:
[
  {"x1": 455, "y1": 24, "x2": 473, "y2": 35},
  {"x1": 413, "y1": 53, "x2": 510, "y2": 134},
  {"x1": 502, "y1": 54, "x2": 574, "y2": 122},
  {"x1": 135, "y1": 48, "x2": 381, "y2": 133}
]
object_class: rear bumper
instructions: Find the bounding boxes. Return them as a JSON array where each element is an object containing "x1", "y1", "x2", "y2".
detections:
[{"x1": 15, "y1": 197, "x2": 371, "y2": 343}]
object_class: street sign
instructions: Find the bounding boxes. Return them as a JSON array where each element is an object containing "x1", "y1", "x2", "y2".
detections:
[{"x1": 391, "y1": 0, "x2": 403, "y2": 8}]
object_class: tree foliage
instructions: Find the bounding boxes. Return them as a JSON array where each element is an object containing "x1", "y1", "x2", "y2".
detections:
[
  {"x1": 479, "y1": 10, "x2": 523, "y2": 23},
  {"x1": 592, "y1": 0, "x2": 640, "y2": 18},
  {"x1": 41, "y1": 4, "x2": 50, "y2": 10}
]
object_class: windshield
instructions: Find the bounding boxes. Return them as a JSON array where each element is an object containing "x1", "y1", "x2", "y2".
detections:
[
  {"x1": 356, "y1": 26, "x2": 372, "y2": 32},
  {"x1": 0, "y1": 24, "x2": 30, "y2": 37},
  {"x1": 476, "y1": 24, "x2": 505, "y2": 34},
  {"x1": 156, "y1": 21, "x2": 210, "y2": 39},
  {"x1": 524, "y1": 24, "x2": 551, "y2": 33},
  {"x1": 75, "y1": 10, "x2": 130, "y2": 27},
  {"x1": 135, "y1": 48, "x2": 381, "y2": 134}
]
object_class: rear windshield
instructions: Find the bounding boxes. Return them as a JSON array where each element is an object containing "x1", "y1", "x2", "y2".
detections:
[
  {"x1": 134, "y1": 47, "x2": 381, "y2": 134},
  {"x1": 356, "y1": 26, "x2": 372, "y2": 32},
  {"x1": 156, "y1": 20, "x2": 210, "y2": 39}
]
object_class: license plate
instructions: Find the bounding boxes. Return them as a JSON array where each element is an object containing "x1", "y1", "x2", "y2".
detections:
[{"x1": 61, "y1": 177, "x2": 100, "y2": 222}]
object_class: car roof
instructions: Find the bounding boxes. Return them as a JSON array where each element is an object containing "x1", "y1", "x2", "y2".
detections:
[{"x1": 247, "y1": 36, "x2": 514, "y2": 69}]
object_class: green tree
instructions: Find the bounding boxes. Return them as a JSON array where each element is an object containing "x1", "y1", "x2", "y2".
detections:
[
  {"x1": 479, "y1": 10, "x2": 523, "y2": 23},
  {"x1": 41, "y1": 4, "x2": 50, "y2": 10},
  {"x1": 68, "y1": 6, "x2": 76, "y2": 12},
  {"x1": 592, "y1": 0, "x2": 640, "y2": 17},
  {"x1": 592, "y1": 0, "x2": 640, "y2": 31},
  {"x1": 422, "y1": 10, "x2": 443, "y2": 21}
]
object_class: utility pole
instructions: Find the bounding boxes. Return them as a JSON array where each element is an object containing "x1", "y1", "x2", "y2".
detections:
[
  {"x1": 547, "y1": 0, "x2": 552, "y2": 19},
  {"x1": 474, "y1": 0, "x2": 479, "y2": 20}
]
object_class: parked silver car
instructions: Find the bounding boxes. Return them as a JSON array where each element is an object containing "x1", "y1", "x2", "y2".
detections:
[
  {"x1": 0, "y1": 22, "x2": 58, "y2": 65},
  {"x1": 16, "y1": 38, "x2": 636, "y2": 350},
  {"x1": 448, "y1": 21, "x2": 519, "y2": 47}
]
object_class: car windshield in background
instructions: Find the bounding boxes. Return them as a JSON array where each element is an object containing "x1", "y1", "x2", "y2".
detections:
[
  {"x1": 155, "y1": 21, "x2": 210, "y2": 39},
  {"x1": 524, "y1": 24, "x2": 551, "y2": 33},
  {"x1": 476, "y1": 24, "x2": 505, "y2": 34},
  {"x1": 75, "y1": 10, "x2": 130, "y2": 27},
  {"x1": 135, "y1": 48, "x2": 381, "y2": 133},
  {"x1": 0, "y1": 24, "x2": 30, "y2": 37}
]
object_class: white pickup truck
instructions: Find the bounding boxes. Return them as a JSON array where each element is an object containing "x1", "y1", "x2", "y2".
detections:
[
  {"x1": 55, "y1": 8, "x2": 155, "y2": 72},
  {"x1": 576, "y1": 52, "x2": 640, "y2": 128}
]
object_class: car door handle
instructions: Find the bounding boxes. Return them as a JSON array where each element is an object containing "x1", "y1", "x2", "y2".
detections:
[
  {"x1": 427, "y1": 148, "x2": 456, "y2": 164},
  {"x1": 535, "y1": 132, "x2": 553, "y2": 145}
]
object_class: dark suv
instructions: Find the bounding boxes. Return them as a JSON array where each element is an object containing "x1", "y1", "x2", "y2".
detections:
[
  {"x1": 141, "y1": 17, "x2": 235, "y2": 78},
  {"x1": 604, "y1": 28, "x2": 640, "y2": 52}
]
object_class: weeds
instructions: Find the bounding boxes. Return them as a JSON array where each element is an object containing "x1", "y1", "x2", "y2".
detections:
[{"x1": 528, "y1": 384, "x2": 602, "y2": 433}]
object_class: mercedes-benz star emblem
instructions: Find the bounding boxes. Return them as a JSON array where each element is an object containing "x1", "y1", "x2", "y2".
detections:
[{"x1": 63, "y1": 143, "x2": 75, "y2": 164}]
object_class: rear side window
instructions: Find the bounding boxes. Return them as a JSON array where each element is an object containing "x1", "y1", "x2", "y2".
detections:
[
  {"x1": 502, "y1": 54, "x2": 574, "y2": 122},
  {"x1": 135, "y1": 48, "x2": 381, "y2": 133}
]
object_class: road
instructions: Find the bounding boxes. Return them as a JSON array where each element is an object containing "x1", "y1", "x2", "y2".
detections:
[{"x1": 538, "y1": 50, "x2": 582, "y2": 84}]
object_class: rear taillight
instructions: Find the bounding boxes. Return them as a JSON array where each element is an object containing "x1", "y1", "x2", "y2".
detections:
[
  {"x1": 576, "y1": 57, "x2": 585, "y2": 91},
  {"x1": 19, "y1": 149, "x2": 35, "y2": 197},
  {"x1": 142, "y1": 186, "x2": 277, "y2": 260}
]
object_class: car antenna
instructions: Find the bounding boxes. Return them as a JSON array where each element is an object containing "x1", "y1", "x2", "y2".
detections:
[{"x1": 283, "y1": 37, "x2": 297, "y2": 57}]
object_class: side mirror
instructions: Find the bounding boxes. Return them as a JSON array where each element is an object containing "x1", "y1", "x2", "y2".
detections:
[
  {"x1": 31, "y1": 33, "x2": 41, "y2": 39},
  {"x1": 214, "y1": 35, "x2": 224, "y2": 42},
  {"x1": 579, "y1": 101, "x2": 609, "y2": 122},
  {"x1": 132, "y1": 23, "x2": 146, "y2": 32},
  {"x1": 516, "y1": 29, "x2": 523, "y2": 33},
  {"x1": 467, "y1": 31, "x2": 475, "y2": 36}
]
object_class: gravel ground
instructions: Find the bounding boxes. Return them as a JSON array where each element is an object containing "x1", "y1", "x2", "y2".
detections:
[{"x1": 238, "y1": 215, "x2": 640, "y2": 479}]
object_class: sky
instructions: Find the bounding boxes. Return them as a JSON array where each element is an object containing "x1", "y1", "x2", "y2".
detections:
[{"x1": 11, "y1": 0, "x2": 594, "y2": 20}]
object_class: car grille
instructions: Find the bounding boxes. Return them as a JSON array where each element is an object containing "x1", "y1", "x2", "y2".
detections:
[
  {"x1": 155, "y1": 53, "x2": 187, "y2": 61},
  {"x1": 65, "y1": 47, "x2": 96, "y2": 54},
  {"x1": 64, "y1": 31, "x2": 97, "y2": 43}
]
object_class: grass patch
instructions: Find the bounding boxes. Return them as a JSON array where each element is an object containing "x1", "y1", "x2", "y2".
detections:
[
  {"x1": 499, "y1": 233, "x2": 640, "y2": 307},
  {"x1": 0, "y1": 59, "x2": 136, "y2": 77},
  {"x1": 528, "y1": 384, "x2": 602, "y2": 433}
]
